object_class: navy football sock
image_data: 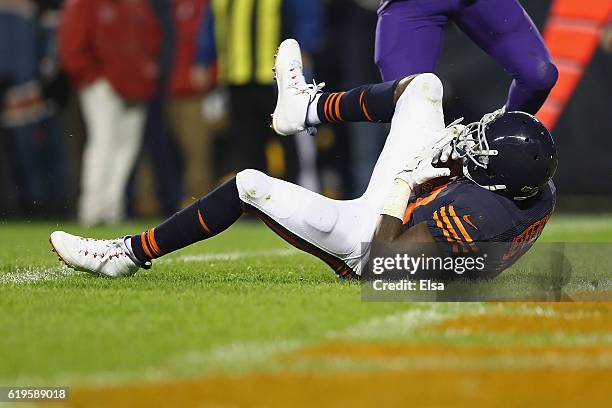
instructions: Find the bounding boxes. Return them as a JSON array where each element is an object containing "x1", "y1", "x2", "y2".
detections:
[
  {"x1": 130, "y1": 177, "x2": 243, "y2": 262},
  {"x1": 316, "y1": 80, "x2": 399, "y2": 124}
]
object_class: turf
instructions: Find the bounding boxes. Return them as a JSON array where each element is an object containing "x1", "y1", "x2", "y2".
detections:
[{"x1": 0, "y1": 214, "x2": 611, "y2": 387}]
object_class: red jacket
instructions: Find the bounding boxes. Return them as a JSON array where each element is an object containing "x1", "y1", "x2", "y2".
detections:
[
  {"x1": 170, "y1": 0, "x2": 206, "y2": 96},
  {"x1": 169, "y1": 0, "x2": 208, "y2": 96},
  {"x1": 58, "y1": 0, "x2": 160, "y2": 101}
]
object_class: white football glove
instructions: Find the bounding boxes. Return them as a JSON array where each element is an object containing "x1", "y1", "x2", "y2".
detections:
[
  {"x1": 397, "y1": 155, "x2": 451, "y2": 189},
  {"x1": 433, "y1": 123, "x2": 466, "y2": 164},
  {"x1": 396, "y1": 133, "x2": 455, "y2": 189},
  {"x1": 433, "y1": 107, "x2": 506, "y2": 165},
  {"x1": 382, "y1": 133, "x2": 453, "y2": 219}
]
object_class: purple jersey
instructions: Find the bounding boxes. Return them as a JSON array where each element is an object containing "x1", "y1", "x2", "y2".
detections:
[{"x1": 375, "y1": 0, "x2": 557, "y2": 114}]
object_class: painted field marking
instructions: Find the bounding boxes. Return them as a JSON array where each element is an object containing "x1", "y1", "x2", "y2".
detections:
[
  {"x1": 0, "y1": 248, "x2": 302, "y2": 285},
  {"x1": 158, "y1": 248, "x2": 301, "y2": 264},
  {"x1": 2, "y1": 302, "x2": 610, "y2": 386},
  {"x1": 0, "y1": 267, "x2": 78, "y2": 285}
]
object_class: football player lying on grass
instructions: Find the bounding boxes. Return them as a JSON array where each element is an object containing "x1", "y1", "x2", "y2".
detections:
[{"x1": 50, "y1": 39, "x2": 558, "y2": 280}]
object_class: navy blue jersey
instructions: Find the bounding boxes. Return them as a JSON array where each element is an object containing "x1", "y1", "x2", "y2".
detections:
[{"x1": 404, "y1": 178, "x2": 556, "y2": 275}]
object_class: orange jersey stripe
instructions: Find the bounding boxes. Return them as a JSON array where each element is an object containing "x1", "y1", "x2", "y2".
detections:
[
  {"x1": 197, "y1": 208, "x2": 212, "y2": 235},
  {"x1": 147, "y1": 228, "x2": 162, "y2": 257},
  {"x1": 433, "y1": 210, "x2": 458, "y2": 254},
  {"x1": 403, "y1": 183, "x2": 450, "y2": 224},
  {"x1": 448, "y1": 206, "x2": 478, "y2": 252},
  {"x1": 440, "y1": 206, "x2": 468, "y2": 253},
  {"x1": 403, "y1": 202, "x2": 417, "y2": 224},
  {"x1": 140, "y1": 232, "x2": 154, "y2": 259}
]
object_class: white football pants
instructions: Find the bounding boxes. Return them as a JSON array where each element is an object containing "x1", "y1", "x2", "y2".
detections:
[
  {"x1": 78, "y1": 79, "x2": 145, "y2": 226},
  {"x1": 237, "y1": 74, "x2": 446, "y2": 276}
]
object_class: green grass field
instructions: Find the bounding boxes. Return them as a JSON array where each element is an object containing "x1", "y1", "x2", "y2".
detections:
[{"x1": 1, "y1": 215, "x2": 611, "y2": 406}]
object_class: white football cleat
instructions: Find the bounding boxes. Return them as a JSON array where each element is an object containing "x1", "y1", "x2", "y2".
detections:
[
  {"x1": 49, "y1": 231, "x2": 148, "y2": 278},
  {"x1": 272, "y1": 38, "x2": 324, "y2": 136}
]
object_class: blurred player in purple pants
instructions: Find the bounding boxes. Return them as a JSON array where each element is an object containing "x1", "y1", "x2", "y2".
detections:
[{"x1": 375, "y1": 0, "x2": 558, "y2": 114}]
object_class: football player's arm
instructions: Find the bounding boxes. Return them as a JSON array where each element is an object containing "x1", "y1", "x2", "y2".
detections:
[
  {"x1": 373, "y1": 174, "x2": 448, "y2": 251},
  {"x1": 373, "y1": 217, "x2": 435, "y2": 245},
  {"x1": 372, "y1": 218, "x2": 439, "y2": 271}
]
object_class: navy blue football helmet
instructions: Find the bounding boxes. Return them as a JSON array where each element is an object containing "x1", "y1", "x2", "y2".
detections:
[{"x1": 454, "y1": 110, "x2": 558, "y2": 200}]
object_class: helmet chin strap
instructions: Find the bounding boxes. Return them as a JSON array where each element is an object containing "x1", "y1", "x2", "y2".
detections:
[
  {"x1": 464, "y1": 162, "x2": 540, "y2": 201},
  {"x1": 462, "y1": 162, "x2": 506, "y2": 192}
]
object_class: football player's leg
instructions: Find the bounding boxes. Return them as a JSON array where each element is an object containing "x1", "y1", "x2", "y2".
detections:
[
  {"x1": 313, "y1": 80, "x2": 399, "y2": 125},
  {"x1": 236, "y1": 169, "x2": 371, "y2": 278},
  {"x1": 275, "y1": 77, "x2": 401, "y2": 136},
  {"x1": 50, "y1": 176, "x2": 245, "y2": 277},
  {"x1": 362, "y1": 73, "x2": 446, "y2": 209},
  {"x1": 454, "y1": 0, "x2": 558, "y2": 114},
  {"x1": 131, "y1": 169, "x2": 367, "y2": 278},
  {"x1": 274, "y1": 39, "x2": 407, "y2": 135},
  {"x1": 374, "y1": 0, "x2": 447, "y2": 81},
  {"x1": 129, "y1": 177, "x2": 244, "y2": 263}
]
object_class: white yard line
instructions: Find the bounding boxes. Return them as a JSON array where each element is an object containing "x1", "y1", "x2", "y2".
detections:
[
  {"x1": 0, "y1": 248, "x2": 302, "y2": 285},
  {"x1": 158, "y1": 248, "x2": 300, "y2": 263},
  {"x1": 326, "y1": 303, "x2": 490, "y2": 341},
  {"x1": 0, "y1": 267, "x2": 78, "y2": 285}
]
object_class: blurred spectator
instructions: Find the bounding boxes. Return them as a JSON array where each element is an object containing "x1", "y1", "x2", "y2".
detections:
[
  {"x1": 168, "y1": 0, "x2": 215, "y2": 205},
  {"x1": 135, "y1": 0, "x2": 214, "y2": 217},
  {"x1": 195, "y1": 0, "x2": 323, "y2": 187},
  {"x1": 136, "y1": 0, "x2": 184, "y2": 217},
  {"x1": 342, "y1": 0, "x2": 387, "y2": 197},
  {"x1": 58, "y1": 0, "x2": 160, "y2": 225},
  {"x1": 0, "y1": 0, "x2": 70, "y2": 217}
]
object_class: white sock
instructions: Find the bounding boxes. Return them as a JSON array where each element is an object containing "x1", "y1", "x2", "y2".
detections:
[{"x1": 306, "y1": 94, "x2": 322, "y2": 126}]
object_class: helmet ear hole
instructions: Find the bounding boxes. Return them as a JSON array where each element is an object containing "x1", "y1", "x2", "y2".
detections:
[{"x1": 524, "y1": 137, "x2": 530, "y2": 143}]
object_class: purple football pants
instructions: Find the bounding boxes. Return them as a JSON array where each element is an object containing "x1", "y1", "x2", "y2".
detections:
[{"x1": 375, "y1": 0, "x2": 558, "y2": 114}]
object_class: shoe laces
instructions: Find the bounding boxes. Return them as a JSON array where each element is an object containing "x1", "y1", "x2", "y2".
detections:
[
  {"x1": 77, "y1": 237, "x2": 127, "y2": 261},
  {"x1": 287, "y1": 60, "x2": 326, "y2": 99}
]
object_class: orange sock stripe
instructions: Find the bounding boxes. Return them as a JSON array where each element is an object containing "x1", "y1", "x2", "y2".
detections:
[
  {"x1": 359, "y1": 89, "x2": 374, "y2": 122},
  {"x1": 197, "y1": 208, "x2": 212, "y2": 235},
  {"x1": 147, "y1": 228, "x2": 162, "y2": 257},
  {"x1": 324, "y1": 93, "x2": 336, "y2": 122},
  {"x1": 334, "y1": 92, "x2": 345, "y2": 122},
  {"x1": 140, "y1": 232, "x2": 154, "y2": 259},
  {"x1": 322, "y1": 94, "x2": 330, "y2": 122},
  {"x1": 144, "y1": 231, "x2": 158, "y2": 257},
  {"x1": 327, "y1": 93, "x2": 340, "y2": 122}
]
